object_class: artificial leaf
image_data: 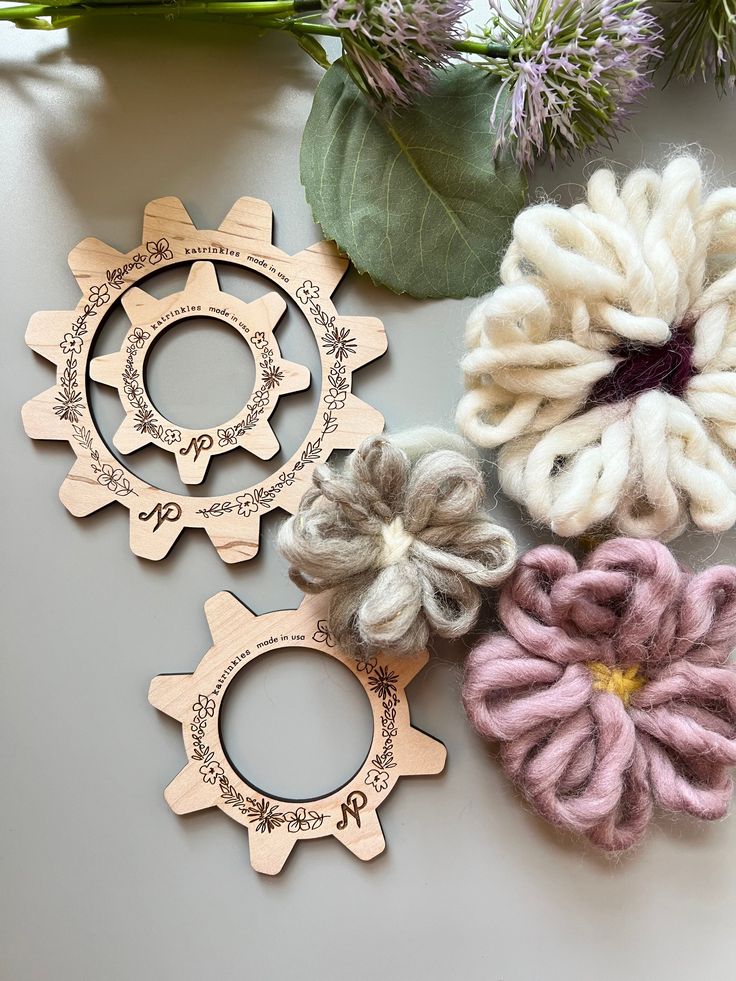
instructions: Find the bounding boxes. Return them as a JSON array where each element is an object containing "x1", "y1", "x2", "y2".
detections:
[{"x1": 300, "y1": 62, "x2": 527, "y2": 299}]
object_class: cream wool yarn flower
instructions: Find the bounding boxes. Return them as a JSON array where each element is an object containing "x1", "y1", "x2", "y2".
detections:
[
  {"x1": 278, "y1": 429, "x2": 517, "y2": 657},
  {"x1": 456, "y1": 156, "x2": 736, "y2": 540}
]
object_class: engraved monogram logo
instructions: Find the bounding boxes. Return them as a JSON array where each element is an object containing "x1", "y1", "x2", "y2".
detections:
[
  {"x1": 179, "y1": 434, "x2": 213, "y2": 461},
  {"x1": 336, "y1": 791, "x2": 367, "y2": 830},
  {"x1": 138, "y1": 502, "x2": 183, "y2": 532}
]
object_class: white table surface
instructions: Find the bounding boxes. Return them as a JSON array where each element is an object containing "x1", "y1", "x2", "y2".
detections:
[{"x1": 2, "y1": 15, "x2": 736, "y2": 981}]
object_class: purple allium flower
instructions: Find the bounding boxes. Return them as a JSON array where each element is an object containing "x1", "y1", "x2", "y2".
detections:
[
  {"x1": 324, "y1": 0, "x2": 471, "y2": 108},
  {"x1": 664, "y1": 0, "x2": 736, "y2": 94},
  {"x1": 484, "y1": 0, "x2": 662, "y2": 167}
]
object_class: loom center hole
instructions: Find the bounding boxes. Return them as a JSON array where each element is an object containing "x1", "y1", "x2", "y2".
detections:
[
  {"x1": 144, "y1": 317, "x2": 256, "y2": 429},
  {"x1": 219, "y1": 648, "x2": 374, "y2": 801}
]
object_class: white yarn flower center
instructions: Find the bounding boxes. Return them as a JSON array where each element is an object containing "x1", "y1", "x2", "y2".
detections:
[{"x1": 379, "y1": 516, "x2": 414, "y2": 566}]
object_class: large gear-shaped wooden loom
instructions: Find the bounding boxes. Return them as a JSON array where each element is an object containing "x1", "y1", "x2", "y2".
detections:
[
  {"x1": 22, "y1": 197, "x2": 387, "y2": 563},
  {"x1": 149, "y1": 591, "x2": 447, "y2": 876}
]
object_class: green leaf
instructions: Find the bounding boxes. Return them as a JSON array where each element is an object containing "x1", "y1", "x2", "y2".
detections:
[{"x1": 300, "y1": 62, "x2": 527, "y2": 299}]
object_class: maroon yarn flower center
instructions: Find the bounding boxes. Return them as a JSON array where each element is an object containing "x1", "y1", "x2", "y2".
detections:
[{"x1": 586, "y1": 316, "x2": 697, "y2": 408}]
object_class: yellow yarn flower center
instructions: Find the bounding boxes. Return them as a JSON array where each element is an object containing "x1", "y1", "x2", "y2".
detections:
[{"x1": 588, "y1": 662, "x2": 645, "y2": 706}]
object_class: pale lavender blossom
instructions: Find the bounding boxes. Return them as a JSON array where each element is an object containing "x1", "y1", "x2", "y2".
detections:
[
  {"x1": 325, "y1": 0, "x2": 471, "y2": 107},
  {"x1": 484, "y1": 0, "x2": 662, "y2": 168}
]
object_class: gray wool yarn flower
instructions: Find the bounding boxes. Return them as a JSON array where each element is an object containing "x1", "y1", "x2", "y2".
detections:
[{"x1": 278, "y1": 429, "x2": 517, "y2": 657}]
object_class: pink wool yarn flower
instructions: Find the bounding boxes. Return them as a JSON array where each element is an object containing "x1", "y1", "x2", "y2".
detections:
[{"x1": 463, "y1": 538, "x2": 736, "y2": 851}]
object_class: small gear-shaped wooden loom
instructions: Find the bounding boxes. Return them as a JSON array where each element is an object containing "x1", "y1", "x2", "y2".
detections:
[
  {"x1": 22, "y1": 196, "x2": 387, "y2": 562},
  {"x1": 90, "y1": 261, "x2": 310, "y2": 485},
  {"x1": 149, "y1": 592, "x2": 447, "y2": 875}
]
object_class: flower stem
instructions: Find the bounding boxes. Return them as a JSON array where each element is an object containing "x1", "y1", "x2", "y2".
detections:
[
  {"x1": 0, "y1": 1, "x2": 321, "y2": 21},
  {"x1": 458, "y1": 38, "x2": 513, "y2": 58},
  {"x1": 259, "y1": 19, "x2": 512, "y2": 56},
  {"x1": 0, "y1": 0, "x2": 513, "y2": 58},
  {"x1": 0, "y1": 3, "x2": 46, "y2": 18}
]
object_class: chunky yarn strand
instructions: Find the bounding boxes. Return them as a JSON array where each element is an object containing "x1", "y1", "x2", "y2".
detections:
[
  {"x1": 278, "y1": 430, "x2": 517, "y2": 657},
  {"x1": 456, "y1": 156, "x2": 736, "y2": 540},
  {"x1": 463, "y1": 538, "x2": 736, "y2": 851}
]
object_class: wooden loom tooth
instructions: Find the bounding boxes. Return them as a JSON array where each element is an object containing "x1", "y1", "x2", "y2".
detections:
[
  {"x1": 173, "y1": 441, "x2": 212, "y2": 485},
  {"x1": 112, "y1": 415, "x2": 154, "y2": 456},
  {"x1": 333, "y1": 810, "x2": 386, "y2": 862},
  {"x1": 68, "y1": 237, "x2": 127, "y2": 290},
  {"x1": 247, "y1": 830, "x2": 297, "y2": 877},
  {"x1": 89, "y1": 350, "x2": 124, "y2": 388},
  {"x1": 337, "y1": 315, "x2": 389, "y2": 369},
  {"x1": 25, "y1": 310, "x2": 72, "y2": 365},
  {"x1": 148, "y1": 673, "x2": 194, "y2": 722},
  {"x1": 217, "y1": 196, "x2": 273, "y2": 243},
  {"x1": 120, "y1": 286, "x2": 161, "y2": 327},
  {"x1": 129, "y1": 502, "x2": 186, "y2": 561},
  {"x1": 292, "y1": 240, "x2": 349, "y2": 296},
  {"x1": 204, "y1": 590, "x2": 257, "y2": 649},
  {"x1": 203, "y1": 517, "x2": 260, "y2": 565},
  {"x1": 59, "y1": 458, "x2": 118, "y2": 516},
  {"x1": 141, "y1": 196, "x2": 197, "y2": 249},
  {"x1": 331, "y1": 394, "x2": 385, "y2": 449},
  {"x1": 164, "y1": 764, "x2": 220, "y2": 815},
  {"x1": 402, "y1": 727, "x2": 448, "y2": 776},
  {"x1": 21, "y1": 387, "x2": 71, "y2": 441}
]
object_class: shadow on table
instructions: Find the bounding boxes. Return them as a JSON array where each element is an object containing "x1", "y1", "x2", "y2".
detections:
[{"x1": 2, "y1": 19, "x2": 321, "y2": 217}]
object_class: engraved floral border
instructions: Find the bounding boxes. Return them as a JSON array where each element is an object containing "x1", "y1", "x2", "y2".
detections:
[
  {"x1": 356, "y1": 657, "x2": 400, "y2": 793},
  {"x1": 55, "y1": 277, "x2": 137, "y2": 498},
  {"x1": 196, "y1": 279, "x2": 353, "y2": 520},
  {"x1": 189, "y1": 693, "x2": 327, "y2": 835},
  {"x1": 57, "y1": 241, "x2": 175, "y2": 498},
  {"x1": 120, "y1": 326, "x2": 284, "y2": 449},
  {"x1": 315, "y1": 620, "x2": 400, "y2": 796}
]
